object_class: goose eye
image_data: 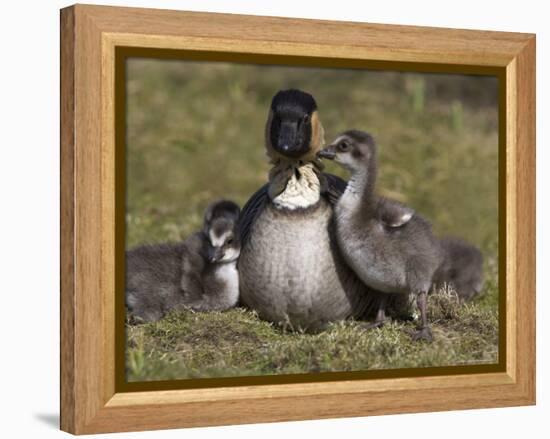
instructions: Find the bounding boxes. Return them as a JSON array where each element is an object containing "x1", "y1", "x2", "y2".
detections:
[
  {"x1": 339, "y1": 141, "x2": 350, "y2": 151},
  {"x1": 302, "y1": 114, "x2": 310, "y2": 123}
]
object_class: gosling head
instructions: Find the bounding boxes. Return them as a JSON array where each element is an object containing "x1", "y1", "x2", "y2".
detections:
[
  {"x1": 318, "y1": 130, "x2": 377, "y2": 174},
  {"x1": 203, "y1": 200, "x2": 241, "y2": 264},
  {"x1": 266, "y1": 89, "x2": 325, "y2": 163}
]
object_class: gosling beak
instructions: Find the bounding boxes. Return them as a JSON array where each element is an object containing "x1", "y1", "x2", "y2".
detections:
[
  {"x1": 317, "y1": 147, "x2": 336, "y2": 160},
  {"x1": 207, "y1": 247, "x2": 224, "y2": 263}
]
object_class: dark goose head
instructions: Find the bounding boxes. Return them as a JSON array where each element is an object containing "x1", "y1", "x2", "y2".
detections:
[{"x1": 266, "y1": 89, "x2": 324, "y2": 162}]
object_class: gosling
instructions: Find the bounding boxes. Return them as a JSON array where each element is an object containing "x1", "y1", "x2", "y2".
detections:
[
  {"x1": 126, "y1": 200, "x2": 241, "y2": 323},
  {"x1": 318, "y1": 131, "x2": 442, "y2": 341},
  {"x1": 434, "y1": 237, "x2": 484, "y2": 301}
]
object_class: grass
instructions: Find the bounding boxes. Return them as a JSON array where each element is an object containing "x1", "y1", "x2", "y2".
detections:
[
  {"x1": 127, "y1": 286, "x2": 498, "y2": 381},
  {"x1": 125, "y1": 59, "x2": 500, "y2": 382}
]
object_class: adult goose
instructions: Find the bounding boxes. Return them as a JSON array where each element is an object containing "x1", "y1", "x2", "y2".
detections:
[{"x1": 238, "y1": 90, "x2": 382, "y2": 332}]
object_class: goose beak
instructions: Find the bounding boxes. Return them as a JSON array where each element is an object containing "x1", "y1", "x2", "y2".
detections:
[
  {"x1": 280, "y1": 143, "x2": 291, "y2": 153},
  {"x1": 275, "y1": 121, "x2": 301, "y2": 157},
  {"x1": 317, "y1": 147, "x2": 336, "y2": 160}
]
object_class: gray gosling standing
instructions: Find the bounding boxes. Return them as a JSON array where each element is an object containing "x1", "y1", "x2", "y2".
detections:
[
  {"x1": 318, "y1": 131, "x2": 442, "y2": 341},
  {"x1": 126, "y1": 200, "x2": 241, "y2": 323}
]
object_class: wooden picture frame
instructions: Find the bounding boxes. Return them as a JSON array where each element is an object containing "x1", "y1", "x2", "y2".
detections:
[{"x1": 60, "y1": 4, "x2": 536, "y2": 434}]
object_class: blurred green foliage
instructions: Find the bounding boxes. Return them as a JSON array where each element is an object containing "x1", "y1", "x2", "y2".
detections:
[{"x1": 125, "y1": 59, "x2": 499, "y2": 381}]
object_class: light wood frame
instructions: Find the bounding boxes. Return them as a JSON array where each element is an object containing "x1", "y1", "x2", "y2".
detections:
[{"x1": 60, "y1": 4, "x2": 536, "y2": 434}]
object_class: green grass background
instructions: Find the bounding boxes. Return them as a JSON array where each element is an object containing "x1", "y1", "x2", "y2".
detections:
[{"x1": 125, "y1": 58, "x2": 499, "y2": 382}]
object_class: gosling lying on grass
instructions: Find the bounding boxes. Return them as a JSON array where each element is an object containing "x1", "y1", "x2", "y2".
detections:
[
  {"x1": 433, "y1": 237, "x2": 484, "y2": 301},
  {"x1": 126, "y1": 200, "x2": 241, "y2": 323},
  {"x1": 318, "y1": 131, "x2": 443, "y2": 341}
]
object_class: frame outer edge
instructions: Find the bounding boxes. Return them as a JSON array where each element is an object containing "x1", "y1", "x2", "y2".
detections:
[
  {"x1": 75, "y1": 4, "x2": 107, "y2": 433},
  {"x1": 514, "y1": 36, "x2": 536, "y2": 403},
  {"x1": 75, "y1": 3, "x2": 532, "y2": 68},
  {"x1": 60, "y1": 5, "x2": 76, "y2": 434},
  {"x1": 60, "y1": 4, "x2": 537, "y2": 434}
]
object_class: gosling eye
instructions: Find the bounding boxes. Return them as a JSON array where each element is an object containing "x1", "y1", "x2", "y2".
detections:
[
  {"x1": 225, "y1": 238, "x2": 234, "y2": 246},
  {"x1": 339, "y1": 141, "x2": 350, "y2": 152}
]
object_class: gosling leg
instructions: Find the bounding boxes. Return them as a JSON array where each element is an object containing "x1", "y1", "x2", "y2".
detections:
[
  {"x1": 411, "y1": 291, "x2": 433, "y2": 342},
  {"x1": 361, "y1": 294, "x2": 389, "y2": 330}
]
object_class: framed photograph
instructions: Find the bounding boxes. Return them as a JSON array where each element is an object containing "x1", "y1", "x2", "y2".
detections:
[{"x1": 60, "y1": 4, "x2": 535, "y2": 434}]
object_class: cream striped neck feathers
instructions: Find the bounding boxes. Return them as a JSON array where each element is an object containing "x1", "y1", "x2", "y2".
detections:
[{"x1": 269, "y1": 162, "x2": 321, "y2": 210}]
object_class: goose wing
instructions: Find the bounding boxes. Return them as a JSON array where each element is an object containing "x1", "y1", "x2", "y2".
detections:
[
  {"x1": 238, "y1": 183, "x2": 270, "y2": 247},
  {"x1": 378, "y1": 197, "x2": 415, "y2": 228},
  {"x1": 319, "y1": 172, "x2": 348, "y2": 206}
]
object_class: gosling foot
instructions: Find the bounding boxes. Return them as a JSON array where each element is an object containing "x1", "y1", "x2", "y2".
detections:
[
  {"x1": 359, "y1": 319, "x2": 388, "y2": 330},
  {"x1": 410, "y1": 326, "x2": 433, "y2": 342}
]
